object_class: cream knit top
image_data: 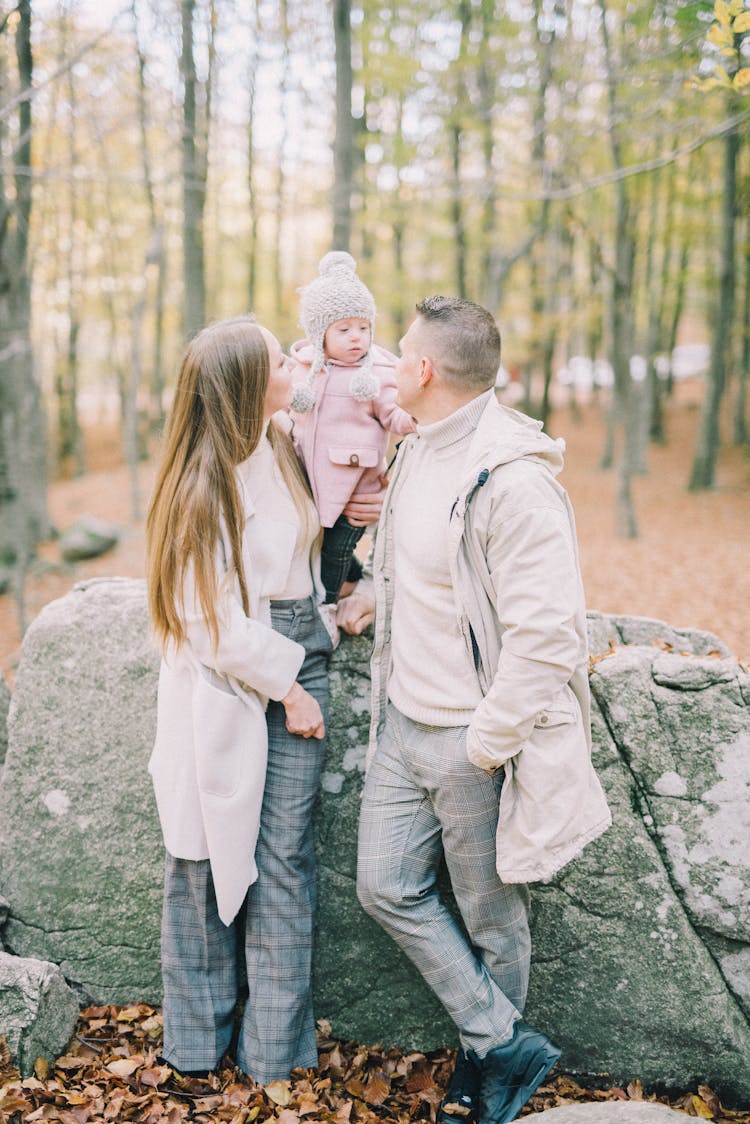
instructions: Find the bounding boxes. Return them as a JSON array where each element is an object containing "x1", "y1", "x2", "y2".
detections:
[
  {"x1": 387, "y1": 392, "x2": 491, "y2": 726},
  {"x1": 242, "y1": 424, "x2": 319, "y2": 601}
]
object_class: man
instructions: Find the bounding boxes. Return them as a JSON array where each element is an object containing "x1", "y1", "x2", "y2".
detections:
[{"x1": 340, "y1": 296, "x2": 611, "y2": 1124}]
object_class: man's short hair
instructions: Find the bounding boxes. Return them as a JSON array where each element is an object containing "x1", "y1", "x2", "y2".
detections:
[{"x1": 415, "y1": 295, "x2": 501, "y2": 391}]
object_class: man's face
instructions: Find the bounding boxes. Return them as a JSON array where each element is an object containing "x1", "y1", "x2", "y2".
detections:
[{"x1": 395, "y1": 317, "x2": 424, "y2": 416}]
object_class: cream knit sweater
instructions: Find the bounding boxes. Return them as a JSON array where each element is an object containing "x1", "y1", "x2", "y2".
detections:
[
  {"x1": 387, "y1": 392, "x2": 490, "y2": 726},
  {"x1": 241, "y1": 426, "x2": 319, "y2": 601}
]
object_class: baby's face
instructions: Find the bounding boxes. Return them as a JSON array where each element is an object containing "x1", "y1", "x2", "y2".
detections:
[{"x1": 324, "y1": 318, "x2": 371, "y2": 365}]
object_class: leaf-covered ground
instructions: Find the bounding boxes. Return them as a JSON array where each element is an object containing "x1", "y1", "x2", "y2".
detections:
[{"x1": 1, "y1": 1006, "x2": 748, "y2": 1123}]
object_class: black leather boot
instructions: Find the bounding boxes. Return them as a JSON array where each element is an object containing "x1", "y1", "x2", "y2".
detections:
[{"x1": 473, "y1": 1021, "x2": 561, "y2": 1124}]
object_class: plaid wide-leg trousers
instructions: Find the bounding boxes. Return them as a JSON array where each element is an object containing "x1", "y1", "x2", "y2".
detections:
[
  {"x1": 357, "y1": 704, "x2": 531, "y2": 1058},
  {"x1": 160, "y1": 597, "x2": 331, "y2": 1082}
]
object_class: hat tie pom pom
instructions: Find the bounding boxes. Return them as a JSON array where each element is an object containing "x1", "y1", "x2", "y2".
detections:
[
  {"x1": 349, "y1": 367, "x2": 380, "y2": 401},
  {"x1": 291, "y1": 380, "x2": 316, "y2": 413}
]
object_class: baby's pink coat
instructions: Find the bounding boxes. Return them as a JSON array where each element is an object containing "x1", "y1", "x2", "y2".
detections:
[{"x1": 289, "y1": 340, "x2": 416, "y2": 528}]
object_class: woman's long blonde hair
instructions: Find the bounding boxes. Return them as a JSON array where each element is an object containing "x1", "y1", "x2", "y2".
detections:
[{"x1": 146, "y1": 316, "x2": 313, "y2": 653}]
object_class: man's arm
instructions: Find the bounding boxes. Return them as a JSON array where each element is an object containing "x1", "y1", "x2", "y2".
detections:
[{"x1": 466, "y1": 477, "x2": 586, "y2": 773}]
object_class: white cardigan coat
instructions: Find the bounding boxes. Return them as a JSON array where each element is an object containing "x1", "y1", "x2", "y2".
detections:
[{"x1": 149, "y1": 446, "x2": 322, "y2": 925}]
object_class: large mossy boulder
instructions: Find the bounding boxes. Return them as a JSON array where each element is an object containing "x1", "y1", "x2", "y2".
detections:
[{"x1": 0, "y1": 580, "x2": 747, "y2": 1104}]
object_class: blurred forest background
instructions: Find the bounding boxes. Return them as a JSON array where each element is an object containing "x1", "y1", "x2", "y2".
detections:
[{"x1": 1, "y1": 0, "x2": 749, "y2": 673}]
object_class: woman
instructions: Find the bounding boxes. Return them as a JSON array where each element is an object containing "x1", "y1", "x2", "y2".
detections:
[{"x1": 146, "y1": 316, "x2": 332, "y2": 1082}]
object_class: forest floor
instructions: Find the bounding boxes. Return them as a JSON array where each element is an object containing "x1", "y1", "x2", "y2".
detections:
[
  {"x1": 2, "y1": 377, "x2": 749, "y2": 685},
  {"x1": 1, "y1": 1004, "x2": 749, "y2": 1122}
]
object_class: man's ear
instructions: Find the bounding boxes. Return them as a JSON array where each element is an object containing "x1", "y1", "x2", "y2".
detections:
[{"x1": 418, "y1": 356, "x2": 436, "y2": 389}]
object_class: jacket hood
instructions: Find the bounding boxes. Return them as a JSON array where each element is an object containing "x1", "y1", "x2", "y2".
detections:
[
  {"x1": 464, "y1": 393, "x2": 565, "y2": 484},
  {"x1": 290, "y1": 338, "x2": 396, "y2": 370}
]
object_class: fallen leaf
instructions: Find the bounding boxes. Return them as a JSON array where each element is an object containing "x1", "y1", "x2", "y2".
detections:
[
  {"x1": 115, "y1": 1006, "x2": 145, "y2": 1023},
  {"x1": 405, "y1": 1067, "x2": 434, "y2": 1094},
  {"x1": 627, "y1": 1080, "x2": 644, "y2": 1101},
  {"x1": 55, "y1": 1057, "x2": 91, "y2": 1072},
  {"x1": 278, "y1": 1109, "x2": 301, "y2": 1124},
  {"x1": 334, "y1": 1100, "x2": 353, "y2": 1123},
  {"x1": 140, "y1": 1065, "x2": 172, "y2": 1088},
  {"x1": 698, "y1": 1087, "x2": 722, "y2": 1116},
  {"x1": 0, "y1": 1092, "x2": 33, "y2": 1114},
  {"x1": 103, "y1": 1091, "x2": 126, "y2": 1119},
  {"x1": 265, "y1": 1080, "x2": 292, "y2": 1106},
  {"x1": 80, "y1": 1006, "x2": 109, "y2": 1019},
  {"x1": 34, "y1": 1058, "x2": 49, "y2": 1081},
  {"x1": 106, "y1": 1056, "x2": 143, "y2": 1078},
  {"x1": 691, "y1": 1094, "x2": 715, "y2": 1119}
]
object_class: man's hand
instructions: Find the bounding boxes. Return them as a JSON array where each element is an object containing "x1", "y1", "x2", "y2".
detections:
[
  {"x1": 281, "y1": 682, "x2": 326, "y2": 739},
  {"x1": 342, "y1": 477, "x2": 388, "y2": 527},
  {"x1": 336, "y1": 591, "x2": 375, "y2": 636}
]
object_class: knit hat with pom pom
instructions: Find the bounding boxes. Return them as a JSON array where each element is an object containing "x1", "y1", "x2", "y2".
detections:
[{"x1": 291, "y1": 251, "x2": 380, "y2": 412}]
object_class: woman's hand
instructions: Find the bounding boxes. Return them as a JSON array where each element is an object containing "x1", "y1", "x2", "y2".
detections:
[
  {"x1": 281, "y1": 681, "x2": 326, "y2": 739},
  {"x1": 342, "y1": 477, "x2": 388, "y2": 527}
]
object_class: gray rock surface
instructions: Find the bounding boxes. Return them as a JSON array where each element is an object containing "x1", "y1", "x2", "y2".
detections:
[
  {"x1": 58, "y1": 515, "x2": 120, "y2": 562},
  {"x1": 0, "y1": 950, "x2": 79, "y2": 1077},
  {"x1": 0, "y1": 672, "x2": 10, "y2": 768},
  {"x1": 531, "y1": 1107, "x2": 684, "y2": 1124},
  {"x1": 0, "y1": 579, "x2": 748, "y2": 1104},
  {"x1": 585, "y1": 609, "x2": 731, "y2": 659},
  {"x1": 0, "y1": 578, "x2": 162, "y2": 1001}
]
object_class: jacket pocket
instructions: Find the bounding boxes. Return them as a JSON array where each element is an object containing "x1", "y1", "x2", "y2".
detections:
[
  {"x1": 534, "y1": 695, "x2": 577, "y2": 729},
  {"x1": 193, "y1": 667, "x2": 246, "y2": 798},
  {"x1": 328, "y1": 445, "x2": 381, "y2": 468}
]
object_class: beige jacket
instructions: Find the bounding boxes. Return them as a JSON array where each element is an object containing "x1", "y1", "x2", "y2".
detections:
[{"x1": 368, "y1": 392, "x2": 611, "y2": 883}]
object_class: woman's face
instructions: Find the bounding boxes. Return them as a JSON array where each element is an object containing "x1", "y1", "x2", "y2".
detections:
[{"x1": 260, "y1": 327, "x2": 293, "y2": 418}]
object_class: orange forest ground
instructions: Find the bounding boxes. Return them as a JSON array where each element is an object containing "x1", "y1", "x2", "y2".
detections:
[{"x1": 1, "y1": 378, "x2": 749, "y2": 683}]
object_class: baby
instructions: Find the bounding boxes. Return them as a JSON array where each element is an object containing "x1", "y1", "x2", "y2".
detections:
[{"x1": 290, "y1": 251, "x2": 416, "y2": 605}]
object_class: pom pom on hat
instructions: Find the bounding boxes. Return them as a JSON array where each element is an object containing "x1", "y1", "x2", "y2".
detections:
[{"x1": 299, "y1": 250, "x2": 377, "y2": 378}]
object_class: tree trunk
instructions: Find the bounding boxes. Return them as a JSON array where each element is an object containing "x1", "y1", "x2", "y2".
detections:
[
  {"x1": 180, "y1": 0, "x2": 206, "y2": 338},
  {"x1": 478, "y1": 0, "x2": 497, "y2": 309},
  {"x1": 132, "y1": 0, "x2": 165, "y2": 432},
  {"x1": 450, "y1": 123, "x2": 467, "y2": 299},
  {"x1": 247, "y1": 1, "x2": 260, "y2": 311},
  {"x1": 57, "y1": 18, "x2": 84, "y2": 476},
  {"x1": 0, "y1": 0, "x2": 49, "y2": 627},
  {"x1": 527, "y1": 0, "x2": 554, "y2": 423},
  {"x1": 649, "y1": 158, "x2": 679, "y2": 443},
  {"x1": 272, "y1": 0, "x2": 289, "y2": 316},
  {"x1": 689, "y1": 118, "x2": 739, "y2": 490},
  {"x1": 450, "y1": 0, "x2": 471, "y2": 299},
  {"x1": 600, "y1": 0, "x2": 638, "y2": 537},
  {"x1": 734, "y1": 157, "x2": 748, "y2": 447},
  {"x1": 333, "y1": 0, "x2": 353, "y2": 252}
]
